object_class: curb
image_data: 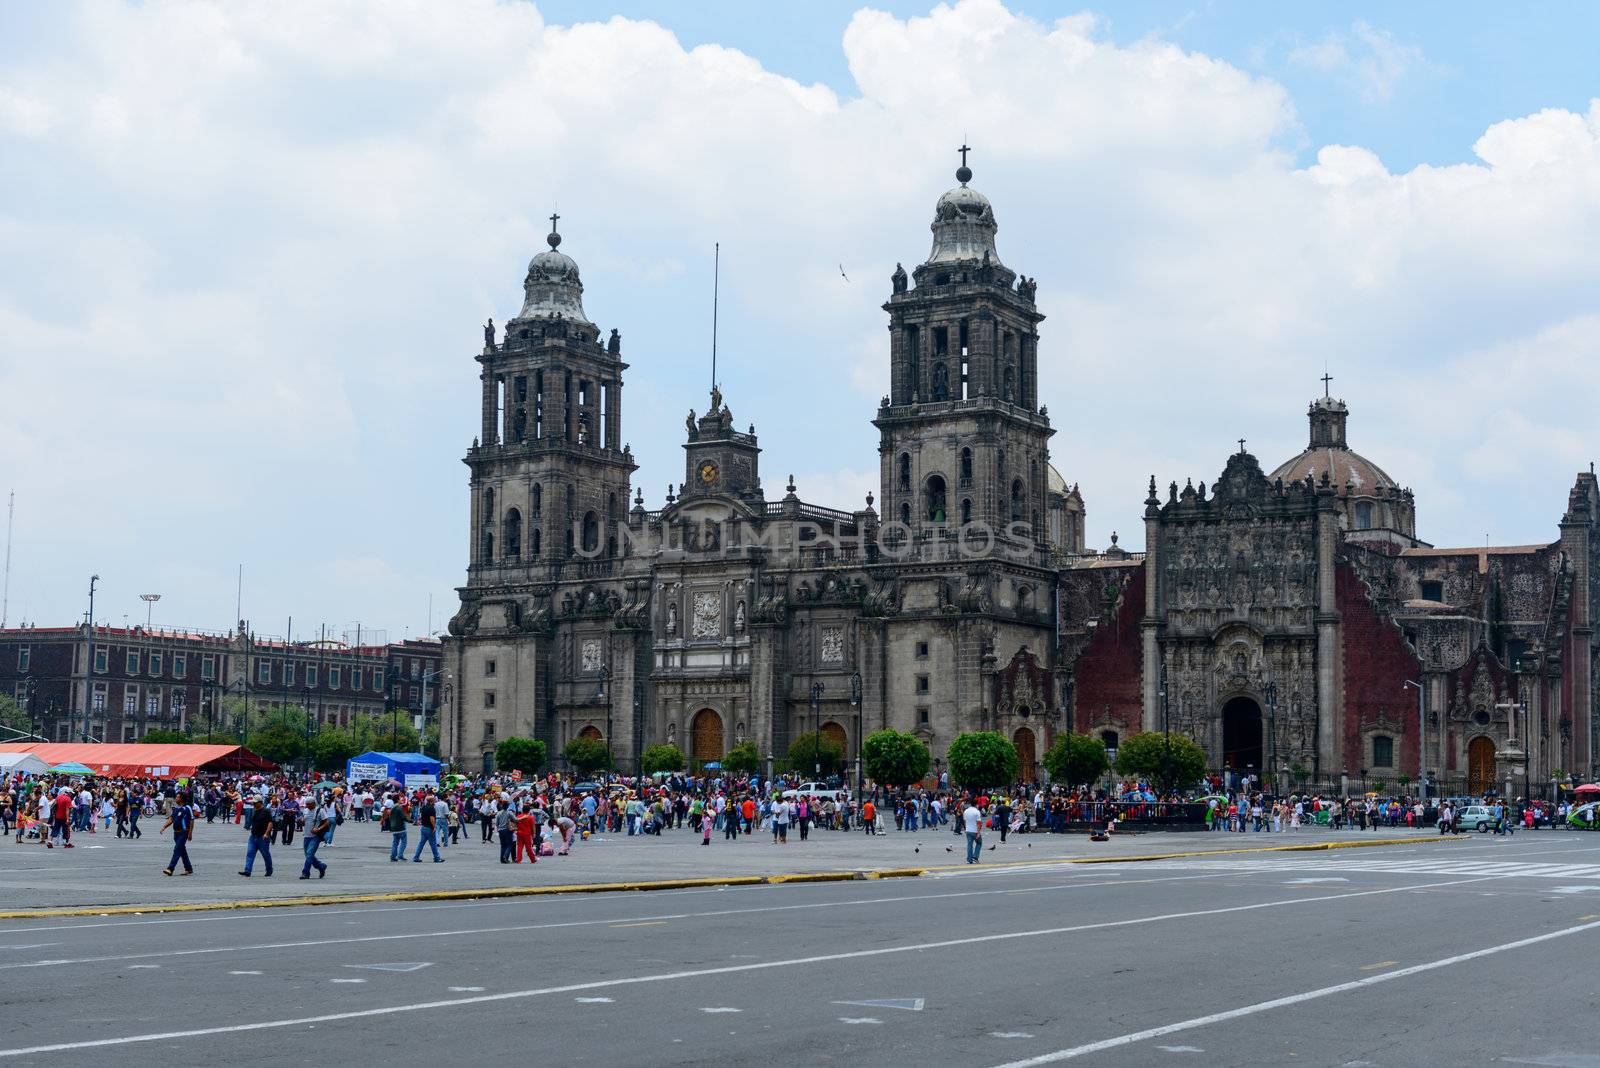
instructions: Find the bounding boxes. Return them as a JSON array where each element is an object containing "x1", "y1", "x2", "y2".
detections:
[
  {"x1": 0, "y1": 869, "x2": 924, "y2": 921},
  {"x1": 0, "y1": 834, "x2": 1462, "y2": 921}
]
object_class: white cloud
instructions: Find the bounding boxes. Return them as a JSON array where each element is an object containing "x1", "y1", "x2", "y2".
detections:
[
  {"x1": 1287, "y1": 21, "x2": 1431, "y2": 104},
  {"x1": 1, "y1": 0, "x2": 1596, "y2": 628}
]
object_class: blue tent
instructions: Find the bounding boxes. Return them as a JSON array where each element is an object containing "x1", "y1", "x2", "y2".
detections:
[{"x1": 346, "y1": 751, "x2": 441, "y2": 787}]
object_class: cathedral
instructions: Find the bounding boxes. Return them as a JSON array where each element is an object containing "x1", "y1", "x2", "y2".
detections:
[{"x1": 443, "y1": 159, "x2": 1599, "y2": 797}]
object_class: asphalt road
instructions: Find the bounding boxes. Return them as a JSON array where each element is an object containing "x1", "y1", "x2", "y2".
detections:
[{"x1": 3, "y1": 834, "x2": 1599, "y2": 1066}]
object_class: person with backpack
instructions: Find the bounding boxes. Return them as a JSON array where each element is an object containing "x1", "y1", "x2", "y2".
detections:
[{"x1": 300, "y1": 794, "x2": 331, "y2": 879}]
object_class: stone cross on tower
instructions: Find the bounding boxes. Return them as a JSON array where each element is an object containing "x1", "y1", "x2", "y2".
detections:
[
  {"x1": 958, "y1": 143, "x2": 971, "y2": 168},
  {"x1": 1321, "y1": 372, "x2": 1333, "y2": 397},
  {"x1": 1238, "y1": 438, "x2": 1247, "y2": 454}
]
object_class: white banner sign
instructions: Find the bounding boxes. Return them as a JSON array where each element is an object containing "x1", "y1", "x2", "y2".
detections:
[
  {"x1": 403, "y1": 773, "x2": 439, "y2": 789},
  {"x1": 349, "y1": 761, "x2": 390, "y2": 782}
]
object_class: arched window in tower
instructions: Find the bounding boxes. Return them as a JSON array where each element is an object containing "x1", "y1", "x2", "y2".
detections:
[
  {"x1": 512, "y1": 407, "x2": 526, "y2": 443},
  {"x1": 582, "y1": 511, "x2": 600, "y2": 553},
  {"x1": 531, "y1": 483, "x2": 542, "y2": 516},
  {"x1": 997, "y1": 449, "x2": 1006, "y2": 478},
  {"x1": 925, "y1": 475, "x2": 947, "y2": 523},
  {"x1": 898, "y1": 454, "x2": 911, "y2": 493},
  {"x1": 482, "y1": 488, "x2": 496, "y2": 561},
  {"x1": 577, "y1": 413, "x2": 590, "y2": 445},
  {"x1": 959, "y1": 448, "x2": 973, "y2": 487},
  {"x1": 1354, "y1": 501, "x2": 1373, "y2": 529},
  {"x1": 503, "y1": 508, "x2": 522, "y2": 559},
  {"x1": 531, "y1": 527, "x2": 541, "y2": 557},
  {"x1": 961, "y1": 498, "x2": 972, "y2": 525},
  {"x1": 931, "y1": 362, "x2": 949, "y2": 401},
  {"x1": 1003, "y1": 365, "x2": 1014, "y2": 401},
  {"x1": 1010, "y1": 479, "x2": 1024, "y2": 522},
  {"x1": 899, "y1": 502, "x2": 911, "y2": 527}
]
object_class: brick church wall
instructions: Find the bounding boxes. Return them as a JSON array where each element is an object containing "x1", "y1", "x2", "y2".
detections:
[
  {"x1": 1337, "y1": 560, "x2": 1422, "y2": 775},
  {"x1": 1070, "y1": 569, "x2": 1145, "y2": 740}
]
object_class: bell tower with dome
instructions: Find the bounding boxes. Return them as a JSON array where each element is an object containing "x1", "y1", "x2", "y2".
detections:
[{"x1": 874, "y1": 148, "x2": 1059, "y2": 552}]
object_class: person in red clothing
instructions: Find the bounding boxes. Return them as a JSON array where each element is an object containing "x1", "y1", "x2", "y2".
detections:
[
  {"x1": 49, "y1": 788, "x2": 74, "y2": 848},
  {"x1": 514, "y1": 807, "x2": 539, "y2": 863}
]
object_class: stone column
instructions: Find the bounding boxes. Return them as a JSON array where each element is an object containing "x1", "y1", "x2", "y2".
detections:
[
  {"x1": 1141, "y1": 508, "x2": 1161, "y2": 732},
  {"x1": 1315, "y1": 490, "x2": 1342, "y2": 778},
  {"x1": 481, "y1": 369, "x2": 497, "y2": 445}
]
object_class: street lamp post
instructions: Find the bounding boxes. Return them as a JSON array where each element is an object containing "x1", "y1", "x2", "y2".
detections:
[
  {"x1": 850, "y1": 672, "x2": 862, "y2": 799},
  {"x1": 597, "y1": 664, "x2": 610, "y2": 745},
  {"x1": 1403, "y1": 678, "x2": 1426, "y2": 800},
  {"x1": 1265, "y1": 681, "x2": 1277, "y2": 798},
  {"x1": 80, "y1": 574, "x2": 99, "y2": 741},
  {"x1": 809, "y1": 682, "x2": 825, "y2": 779}
]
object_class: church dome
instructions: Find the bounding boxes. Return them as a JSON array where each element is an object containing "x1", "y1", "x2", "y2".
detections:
[
  {"x1": 514, "y1": 224, "x2": 592, "y2": 325},
  {"x1": 925, "y1": 163, "x2": 1004, "y2": 268},
  {"x1": 1268, "y1": 395, "x2": 1397, "y2": 492}
]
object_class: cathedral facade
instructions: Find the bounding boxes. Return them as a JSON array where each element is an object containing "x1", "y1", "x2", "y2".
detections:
[{"x1": 443, "y1": 164, "x2": 1599, "y2": 796}]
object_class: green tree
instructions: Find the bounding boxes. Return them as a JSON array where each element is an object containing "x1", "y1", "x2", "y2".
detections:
[
  {"x1": 138, "y1": 727, "x2": 189, "y2": 745},
  {"x1": 1114, "y1": 732, "x2": 1208, "y2": 795},
  {"x1": 564, "y1": 736, "x2": 612, "y2": 776},
  {"x1": 1042, "y1": 732, "x2": 1109, "y2": 787},
  {"x1": 247, "y1": 723, "x2": 305, "y2": 767},
  {"x1": 421, "y1": 721, "x2": 441, "y2": 759},
  {"x1": 640, "y1": 743, "x2": 685, "y2": 775},
  {"x1": 496, "y1": 736, "x2": 547, "y2": 776},
  {"x1": 310, "y1": 726, "x2": 358, "y2": 773},
  {"x1": 353, "y1": 712, "x2": 419, "y2": 754},
  {"x1": 861, "y1": 729, "x2": 931, "y2": 787},
  {"x1": 946, "y1": 731, "x2": 1019, "y2": 789},
  {"x1": 721, "y1": 741, "x2": 762, "y2": 775},
  {"x1": 786, "y1": 731, "x2": 845, "y2": 777},
  {"x1": 0, "y1": 694, "x2": 29, "y2": 733}
]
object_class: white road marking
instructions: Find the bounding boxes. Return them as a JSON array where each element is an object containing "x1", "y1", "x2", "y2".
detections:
[
  {"x1": 344, "y1": 962, "x2": 433, "y2": 973},
  {"x1": 0, "y1": 872, "x2": 1236, "y2": 972},
  {"x1": 574, "y1": 997, "x2": 613, "y2": 1003},
  {"x1": 448, "y1": 986, "x2": 484, "y2": 992},
  {"x1": 700, "y1": 1007, "x2": 741, "y2": 1014},
  {"x1": 1286, "y1": 877, "x2": 1347, "y2": 884},
  {"x1": 986, "y1": 916, "x2": 1600, "y2": 1067},
  {"x1": 0, "y1": 873, "x2": 1532, "y2": 1059},
  {"x1": 329, "y1": 979, "x2": 365, "y2": 984},
  {"x1": 126, "y1": 964, "x2": 159, "y2": 969},
  {"x1": 1157, "y1": 1046, "x2": 1204, "y2": 1053},
  {"x1": 833, "y1": 998, "x2": 924, "y2": 1011},
  {"x1": 1549, "y1": 885, "x2": 1600, "y2": 894},
  {"x1": 991, "y1": 1032, "x2": 1035, "y2": 1039},
  {"x1": 229, "y1": 970, "x2": 262, "y2": 976},
  {"x1": 839, "y1": 1017, "x2": 882, "y2": 1025}
]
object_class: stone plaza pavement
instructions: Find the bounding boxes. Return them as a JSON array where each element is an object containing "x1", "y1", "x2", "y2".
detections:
[{"x1": 0, "y1": 817, "x2": 1466, "y2": 914}]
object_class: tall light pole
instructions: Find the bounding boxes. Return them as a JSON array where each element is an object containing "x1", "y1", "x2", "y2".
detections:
[
  {"x1": 809, "y1": 682, "x2": 825, "y2": 778},
  {"x1": 1403, "y1": 678, "x2": 1426, "y2": 799},
  {"x1": 850, "y1": 671, "x2": 862, "y2": 799},
  {"x1": 596, "y1": 664, "x2": 611, "y2": 764},
  {"x1": 80, "y1": 574, "x2": 99, "y2": 741},
  {"x1": 1265, "y1": 680, "x2": 1278, "y2": 796},
  {"x1": 139, "y1": 593, "x2": 161, "y2": 630}
]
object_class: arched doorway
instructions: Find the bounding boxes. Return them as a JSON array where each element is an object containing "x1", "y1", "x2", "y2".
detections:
[
  {"x1": 1013, "y1": 726, "x2": 1037, "y2": 783},
  {"x1": 691, "y1": 708, "x2": 724, "y2": 767},
  {"x1": 579, "y1": 725, "x2": 603, "y2": 744},
  {"x1": 1467, "y1": 736, "x2": 1497, "y2": 795},
  {"x1": 821, "y1": 721, "x2": 847, "y2": 754},
  {"x1": 1221, "y1": 696, "x2": 1263, "y2": 776}
]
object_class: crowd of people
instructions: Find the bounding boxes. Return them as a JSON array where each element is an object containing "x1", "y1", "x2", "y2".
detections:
[{"x1": 0, "y1": 767, "x2": 1583, "y2": 882}]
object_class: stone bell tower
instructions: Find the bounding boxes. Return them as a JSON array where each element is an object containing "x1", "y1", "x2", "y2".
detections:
[{"x1": 874, "y1": 148, "x2": 1054, "y2": 553}]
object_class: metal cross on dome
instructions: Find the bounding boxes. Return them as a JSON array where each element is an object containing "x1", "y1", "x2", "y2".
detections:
[
  {"x1": 958, "y1": 143, "x2": 971, "y2": 167},
  {"x1": 549, "y1": 211, "x2": 560, "y2": 232}
]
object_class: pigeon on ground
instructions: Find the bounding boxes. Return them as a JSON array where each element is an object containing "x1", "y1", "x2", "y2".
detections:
[
  {"x1": 988, "y1": 844, "x2": 996, "y2": 851},
  {"x1": 945, "y1": 846, "x2": 954, "y2": 853},
  {"x1": 914, "y1": 846, "x2": 920, "y2": 853}
]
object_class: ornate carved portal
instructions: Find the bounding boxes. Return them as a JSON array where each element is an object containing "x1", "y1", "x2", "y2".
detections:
[
  {"x1": 1467, "y1": 735, "x2": 1497, "y2": 794},
  {"x1": 691, "y1": 708, "x2": 724, "y2": 767}
]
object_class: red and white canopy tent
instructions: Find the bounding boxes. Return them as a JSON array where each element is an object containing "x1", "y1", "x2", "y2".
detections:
[{"x1": 3, "y1": 742, "x2": 275, "y2": 778}]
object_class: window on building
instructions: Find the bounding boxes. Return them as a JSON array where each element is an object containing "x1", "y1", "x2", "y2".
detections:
[
  {"x1": 915, "y1": 674, "x2": 930, "y2": 695},
  {"x1": 149, "y1": 653, "x2": 162, "y2": 676},
  {"x1": 391, "y1": 685, "x2": 402, "y2": 702},
  {"x1": 409, "y1": 685, "x2": 419, "y2": 702},
  {"x1": 1373, "y1": 735, "x2": 1394, "y2": 768},
  {"x1": 329, "y1": 668, "x2": 341, "y2": 689},
  {"x1": 146, "y1": 693, "x2": 160, "y2": 715},
  {"x1": 959, "y1": 448, "x2": 973, "y2": 487},
  {"x1": 485, "y1": 659, "x2": 498, "y2": 676},
  {"x1": 172, "y1": 654, "x2": 186, "y2": 679},
  {"x1": 89, "y1": 684, "x2": 106, "y2": 712},
  {"x1": 483, "y1": 720, "x2": 497, "y2": 742},
  {"x1": 484, "y1": 691, "x2": 497, "y2": 708},
  {"x1": 1354, "y1": 501, "x2": 1373, "y2": 529},
  {"x1": 17, "y1": 646, "x2": 28, "y2": 671},
  {"x1": 1100, "y1": 730, "x2": 1119, "y2": 751},
  {"x1": 123, "y1": 690, "x2": 137, "y2": 713},
  {"x1": 960, "y1": 498, "x2": 972, "y2": 525},
  {"x1": 171, "y1": 692, "x2": 185, "y2": 714},
  {"x1": 1420, "y1": 580, "x2": 1443, "y2": 602},
  {"x1": 94, "y1": 646, "x2": 108, "y2": 673},
  {"x1": 126, "y1": 651, "x2": 140, "y2": 674},
  {"x1": 917, "y1": 706, "x2": 930, "y2": 726},
  {"x1": 306, "y1": 666, "x2": 318, "y2": 688},
  {"x1": 924, "y1": 475, "x2": 947, "y2": 523},
  {"x1": 915, "y1": 642, "x2": 929, "y2": 660},
  {"x1": 284, "y1": 663, "x2": 295, "y2": 687},
  {"x1": 898, "y1": 454, "x2": 911, "y2": 493},
  {"x1": 258, "y1": 660, "x2": 271, "y2": 684},
  {"x1": 201, "y1": 655, "x2": 215, "y2": 681}
]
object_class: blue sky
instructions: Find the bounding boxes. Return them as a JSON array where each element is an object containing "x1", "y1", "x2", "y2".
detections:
[{"x1": 1, "y1": 1, "x2": 1598, "y2": 640}]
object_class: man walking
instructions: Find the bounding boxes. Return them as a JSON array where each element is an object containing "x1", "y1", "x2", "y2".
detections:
[
  {"x1": 161, "y1": 791, "x2": 195, "y2": 876},
  {"x1": 240, "y1": 801, "x2": 274, "y2": 877},
  {"x1": 384, "y1": 794, "x2": 409, "y2": 862},
  {"x1": 412, "y1": 793, "x2": 443, "y2": 863},
  {"x1": 48, "y1": 787, "x2": 74, "y2": 848},
  {"x1": 963, "y1": 798, "x2": 983, "y2": 864},
  {"x1": 300, "y1": 795, "x2": 331, "y2": 879}
]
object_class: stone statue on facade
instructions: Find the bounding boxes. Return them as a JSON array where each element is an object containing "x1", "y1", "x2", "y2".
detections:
[
  {"x1": 483, "y1": 318, "x2": 495, "y2": 348},
  {"x1": 891, "y1": 262, "x2": 907, "y2": 294},
  {"x1": 608, "y1": 328, "x2": 621, "y2": 355},
  {"x1": 685, "y1": 410, "x2": 698, "y2": 440}
]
